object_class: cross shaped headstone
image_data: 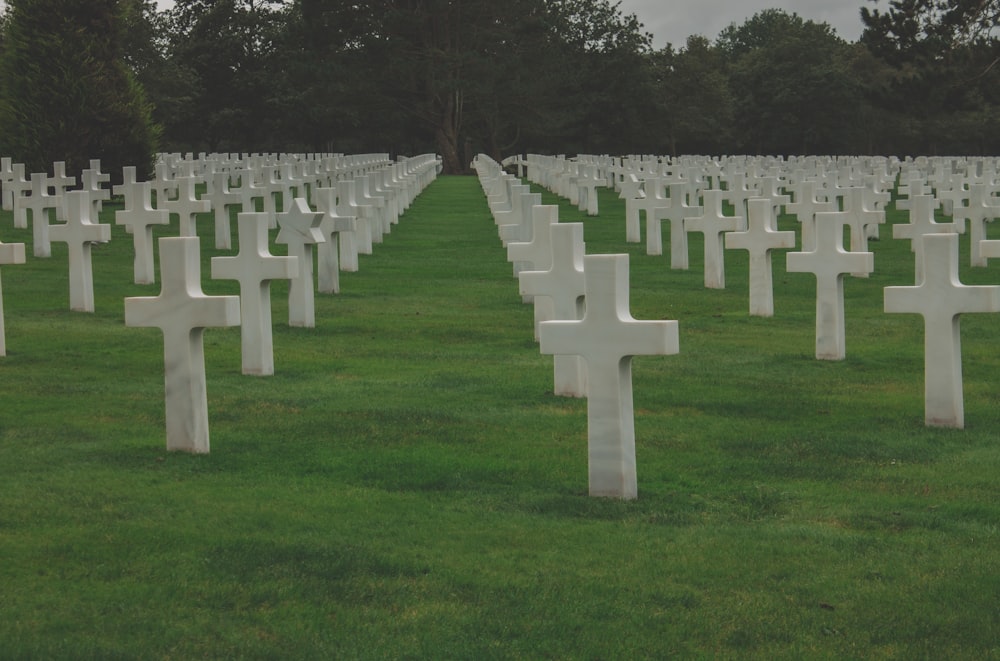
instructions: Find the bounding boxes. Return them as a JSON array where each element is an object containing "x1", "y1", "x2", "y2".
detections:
[
  {"x1": 125, "y1": 237, "x2": 241, "y2": 453},
  {"x1": 725, "y1": 198, "x2": 796, "y2": 316},
  {"x1": 49, "y1": 161, "x2": 76, "y2": 223},
  {"x1": 786, "y1": 211, "x2": 873, "y2": 360},
  {"x1": 6, "y1": 164, "x2": 31, "y2": 228},
  {"x1": 48, "y1": 190, "x2": 111, "y2": 312},
  {"x1": 275, "y1": 197, "x2": 325, "y2": 327},
  {"x1": 0, "y1": 237, "x2": 26, "y2": 356},
  {"x1": 954, "y1": 183, "x2": 1000, "y2": 267},
  {"x1": 684, "y1": 189, "x2": 746, "y2": 289},
  {"x1": 892, "y1": 194, "x2": 961, "y2": 282},
  {"x1": 313, "y1": 187, "x2": 356, "y2": 294},
  {"x1": 539, "y1": 254, "x2": 679, "y2": 499},
  {"x1": 204, "y1": 171, "x2": 242, "y2": 250},
  {"x1": 651, "y1": 182, "x2": 702, "y2": 268},
  {"x1": 211, "y1": 212, "x2": 297, "y2": 375},
  {"x1": 884, "y1": 232, "x2": 1000, "y2": 428},
  {"x1": 161, "y1": 176, "x2": 210, "y2": 237},
  {"x1": 785, "y1": 179, "x2": 836, "y2": 251},
  {"x1": 23, "y1": 173, "x2": 60, "y2": 258},
  {"x1": 115, "y1": 182, "x2": 171, "y2": 285},
  {"x1": 519, "y1": 222, "x2": 587, "y2": 397},
  {"x1": 507, "y1": 203, "x2": 556, "y2": 284}
]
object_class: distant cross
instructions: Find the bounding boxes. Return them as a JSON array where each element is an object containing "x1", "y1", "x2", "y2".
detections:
[
  {"x1": 275, "y1": 197, "x2": 325, "y2": 327},
  {"x1": 785, "y1": 179, "x2": 836, "y2": 251},
  {"x1": 539, "y1": 254, "x2": 679, "y2": 499},
  {"x1": 650, "y1": 181, "x2": 702, "y2": 269},
  {"x1": 786, "y1": 211, "x2": 873, "y2": 360},
  {"x1": 685, "y1": 189, "x2": 745, "y2": 289},
  {"x1": 211, "y1": 212, "x2": 297, "y2": 375},
  {"x1": 205, "y1": 171, "x2": 242, "y2": 250},
  {"x1": 0, "y1": 237, "x2": 26, "y2": 356},
  {"x1": 49, "y1": 161, "x2": 76, "y2": 223},
  {"x1": 23, "y1": 173, "x2": 60, "y2": 258},
  {"x1": 725, "y1": 198, "x2": 796, "y2": 317},
  {"x1": 48, "y1": 190, "x2": 111, "y2": 312},
  {"x1": 334, "y1": 181, "x2": 362, "y2": 272},
  {"x1": 161, "y1": 176, "x2": 210, "y2": 237},
  {"x1": 313, "y1": 187, "x2": 356, "y2": 294},
  {"x1": 892, "y1": 195, "x2": 961, "y2": 282},
  {"x1": 115, "y1": 182, "x2": 170, "y2": 284},
  {"x1": 953, "y1": 183, "x2": 1000, "y2": 267},
  {"x1": 6, "y1": 164, "x2": 31, "y2": 228},
  {"x1": 508, "y1": 204, "x2": 556, "y2": 288},
  {"x1": 884, "y1": 232, "x2": 1000, "y2": 428},
  {"x1": 519, "y1": 221, "x2": 587, "y2": 397},
  {"x1": 125, "y1": 237, "x2": 241, "y2": 453},
  {"x1": 81, "y1": 164, "x2": 111, "y2": 217}
]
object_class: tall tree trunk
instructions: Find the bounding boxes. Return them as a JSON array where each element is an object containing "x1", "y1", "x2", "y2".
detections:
[{"x1": 436, "y1": 90, "x2": 464, "y2": 174}]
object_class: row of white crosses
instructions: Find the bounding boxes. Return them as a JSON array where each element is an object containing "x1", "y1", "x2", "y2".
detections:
[
  {"x1": 502, "y1": 152, "x2": 1000, "y2": 433},
  {"x1": 0, "y1": 152, "x2": 442, "y2": 454},
  {"x1": 475, "y1": 154, "x2": 678, "y2": 500}
]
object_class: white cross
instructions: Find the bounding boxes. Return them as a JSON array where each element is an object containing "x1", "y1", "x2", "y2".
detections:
[
  {"x1": 23, "y1": 173, "x2": 60, "y2": 258},
  {"x1": 954, "y1": 183, "x2": 1000, "y2": 267},
  {"x1": 125, "y1": 237, "x2": 241, "y2": 453},
  {"x1": 115, "y1": 182, "x2": 170, "y2": 284},
  {"x1": 884, "y1": 232, "x2": 1000, "y2": 428},
  {"x1": 519, "y1": 222, "x2": 587, "y2": 397},
  {"x1": 507, "y1": 204, "x2": 556, "y2": 289},
  {"x1": 0, "y1": 237, "x2": 26, "y2": 356},
  {"x1": 275, "y1": 197, "x2": 324, "y2": 327},
  {"x1": 539, "y1": 254, "x2": 679, "y2": 499},
  {"x1": 685, "y1": 189, "x2": 745, "y2": 289},
  {"x1": 312, "y1": 187, "x2": 356, "y2": 294},
  {"x1": 649, "y1": 181, "x2": 702, "y2": 269},
  {"x1": 785, "y1": 179, "x2": 836, "y2": 251},
  {"x1": 725, "y1": 198, "x2": 796, "y2": 317},
  {"x1": 48, "y1": 190, "x2": 111, "y2": 312},
  {"x1": 211, "y1": 212, "x2": 297, "y2": 375},
  {"x1": 204, "y1": 171, "x2": 242, "y2": 250},
  {"x1": 161, "y1": 176, "x2": 210, "y2": 237},
  {"x1": 786, "y1": 211, "x2": 873, "y2": 360},
  {"x1": 893, "y1": 195, "x2": 960, "y2": 282}
]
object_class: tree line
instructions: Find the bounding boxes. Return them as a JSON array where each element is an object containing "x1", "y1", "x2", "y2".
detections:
[{"x1": 0, "y1": 0, "x2": 998, "y2": 176}]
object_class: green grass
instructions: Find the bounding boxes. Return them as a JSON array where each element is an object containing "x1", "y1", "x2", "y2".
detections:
[{"x1": 0, "y1": 175, "x2": 998, "y2": 659}]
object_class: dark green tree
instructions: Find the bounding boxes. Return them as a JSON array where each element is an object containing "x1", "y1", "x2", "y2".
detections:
[{"x1": 0, "y1": 0, "x2": 159, "y2": 179}]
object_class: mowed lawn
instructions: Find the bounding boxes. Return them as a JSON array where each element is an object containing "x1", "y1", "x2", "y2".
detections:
[{"x1": 0, "y1": 172, "x2": 998, "y2": 659}]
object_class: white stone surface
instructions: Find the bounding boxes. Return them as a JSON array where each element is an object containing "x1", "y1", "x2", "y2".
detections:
[
  {"x1": 23, "y1": 173, "x2": 59, "y2": 258},
  {"x1": 786, "y1": 211, "x2": 873, "y2": 360},
  {"x1": 48, "y1": 190, "x2": 111, "y2": 312},
  {"x1": 162, "y1": 176, "x2": 210, "y2": 237},
  {"x1": 684, "y1": 189, "x2": 745, "y2": 289},
  {"x1": 725, "y1": 198, "x2": 796, "y2": 317},
  {"x1": 893, "y1": 195, "x2": 961, "y2": 282},
  {"x1": 539, "y1": 254, "x2": 679, "y2": 499},
  {"x1": 519, "y1": 222, "x2": 587, "y2": 397},
  {"x1": 0, "y1": 237, "x2": 26, "y2": 356},
  {"x1": 125, "y1": 237, "x2": 241, "y2": 453},
  {"x1": 115, "y1": 182, "x2": 170, "y2": 285},
  {"x1": 211, "y1": 212, "x2": 297, "y2": 375},
  {"x1": 275, "y1": 197, "x2": 324, "y2": 327},
  {"x1": 884, "y1": 232, "x2": 1000, "y2": 428},
  {"x1": 312, "y1": 186, "x2": 356, "y2": 294}
]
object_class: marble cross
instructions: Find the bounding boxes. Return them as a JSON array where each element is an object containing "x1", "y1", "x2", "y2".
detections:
[
  {"x1": 892, "y1": 195, "x2": 961, "y2": 282},
  {"x1": 785, "y1": 179, "x2": 836, "y2": 251},
  {"x1": 48, "y1": 190, "x2": 111, "y2": 312},
  {"x1": 275, "y1": 197, "x2": 325, "y2": 327},
  {"x1": 23, "y1": 173, "x2": 60, "y2": 258},
  {"x1": 884, "y1": 232, "x2": 1000, "y2": 428},
  {"x1": 0, "y1": 237, "x2": 26, "y2": 356},
  {"x1": 539, "y1": 254, "x2": 679, "y2": 499},
  {"x1": 161, "y1": 176, "x2": 210, "y2": 237},
  {"x1": 312, "y1": 187, "x2": 356, "y2": 294},
  {"x1": 684, "y1": 189, "x2": 745, "y2": 289},
  {"x1": 725, "y1": 198, "x2": 796, "y2": 316},
  {"x1": 786, "y1": 211, "x2": 873, "y2": 360},
  {"x1": 125, "y1": 237, "x2": 241, "y2": 453},
  {"x1": 649, "y1": 182, "x2": 702, "y2": 269},
  {"x1": 519, "y1": 221, "x2": 587, "y2": 397},
  {"x1": 115, "y1": 182, "x2": 170, "y2": 285},
  {"x1": 204, "y1": 171, "x2": 242, "y2": 250},
  {"x1": 211, "y1": 212, "x2": 297, "y2": 375},
  {"x1": 507, "y1": 204, "x2": 556, "y2": 287},
  {"x1": 954, "y1": 183, "x2": 1000, "y2": 267}
]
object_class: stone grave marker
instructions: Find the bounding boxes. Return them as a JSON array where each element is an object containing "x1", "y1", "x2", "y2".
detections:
[
  {"x1": 49, "y1": 190, "x2": 111, "y2": 312},
  {"x1": 162, "y1": 176, "x2": 210, "y2": 237},
  {"x1": 125, "y1": 237, "x2": 241, "y2": 453},
  {"x1": 275, "y1": 197, "x2": 325, "y2": 327},
  {"x1": 519, "y1": 221, "x2": 587, "y2": 397},
  {"x1": 211, "y1": 212, "x2": 297, "y2": 375},
  {"x1": 23, "y1": 173, "x2": 60, "y2": 258},
  {"x1": 0, "y1": 236, "x2": 26, "y2": 356},
  {"x1": 685, "y1": 189, "x2": 746, "y2": 289},
  {"x1": 786, "y1": 211, "x2": 873, "y2": 360},
  {"x1": 312, "y1": 186, "x2": 356, "y2": 294},
  {"x1": 539, "y1": 254, "x2": 679, "y2": 499},
  {"x1": 651, "y1": 182, "x2": 702, "y2": 268},
  {"x1": 892, "y1": 194, "x2": 961, "y2": 282},
  {"x1": 725, "y1": 198, "x2": 796, "y2": 316},
  {"x1": 115, "y1": 182, "x2": 170, "y2": 284}
]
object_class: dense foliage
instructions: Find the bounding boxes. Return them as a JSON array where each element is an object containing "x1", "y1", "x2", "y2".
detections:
[
  {"x1": 1, "y1": 1, "x2": 999, "y2": 173},
  {"x1": 0, "y1": 0, "x2": 160, "y2": 179}
]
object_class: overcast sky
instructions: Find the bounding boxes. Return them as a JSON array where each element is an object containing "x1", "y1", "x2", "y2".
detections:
[
  {"x1": 152, "y1": 0, "x2": 868, "y2": 48},
  {"x1": 618, "y1": 0, "x2": 869, "y2": 49}
]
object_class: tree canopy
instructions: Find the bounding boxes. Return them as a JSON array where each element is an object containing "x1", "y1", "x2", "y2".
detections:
[{"x1": 1, "y1": 2, "x2": 999, "y2": 171}]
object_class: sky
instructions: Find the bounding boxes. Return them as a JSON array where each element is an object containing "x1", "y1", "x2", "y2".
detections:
[{"x1": 616, "y1": 0, "x2": 869, "y2": 49}]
